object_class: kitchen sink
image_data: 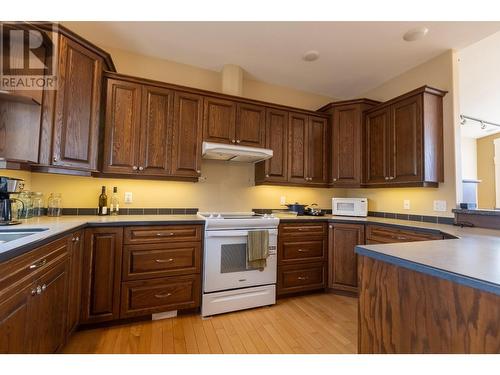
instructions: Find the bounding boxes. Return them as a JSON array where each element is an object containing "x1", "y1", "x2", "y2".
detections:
[{"x1": 0, "y1": 228, "x2": 49, "y2": 244}]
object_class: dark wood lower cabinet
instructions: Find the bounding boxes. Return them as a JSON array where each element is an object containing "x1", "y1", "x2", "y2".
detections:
[
  {"x1": 81, "y1": 227, "x2": 123, "y2": 324},
  {"x1": 277, "y1": 262, "x2": 326, "y2": 296},
  {"x1": 66, "y1": 232, "x2": 83, "y2": 334},
  {"x1": 328, "y1": 223, "x2": 365, "y2": 293}
]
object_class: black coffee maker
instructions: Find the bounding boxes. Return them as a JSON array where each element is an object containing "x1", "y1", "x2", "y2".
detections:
[{"x1": 0, "y1": 176, "x2": 25, "y2": 225}]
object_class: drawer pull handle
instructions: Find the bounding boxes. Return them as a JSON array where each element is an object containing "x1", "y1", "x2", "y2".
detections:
[
  {"x1": 154, "y1": 258, "x2": 174, "y2": 263},
  {"x1": 297, "y1": 249, "x2": 309, "y2": 252},
  {"x1": 156, "y1": 232, "x2": 174, "y2": 237},
  {"x1": 297, "y1": 276, "x2": 309, "y2": 281},
  {"x1": 154, "y1": 292, "x2": 172, "y2": 299},
  {"x1": 29, "y1": 259, "x2": 47, "y2": 270},
  {"x1": 396, "y1": 236, "x2": 408, "y2": 240}
]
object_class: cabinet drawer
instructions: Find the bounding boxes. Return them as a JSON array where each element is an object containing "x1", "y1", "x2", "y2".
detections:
[
  {"x1": 366, "y1": 224, "x2": 443, "y2": 243},
  {"x1": 279, "y1": 239, "x2": 325, "y2": 264},
  {"x1": 277, "y1": 263, "x2": 325, "y2": 296},
  {"x1": 0, "y1": 237, "x2": 68, "y2": 296},
  {"x1": 120, "y1": 275, "x2": 200, "y2": 318},
  {"x1": 123, "y1": 242, "x2": 201, "y2": 280},
  {"x1": 124, "y1": 225, "x2": 202, "y2": 244},
  {"x1": 279, "y1": 223, "x2": 327, "y2": 238}
]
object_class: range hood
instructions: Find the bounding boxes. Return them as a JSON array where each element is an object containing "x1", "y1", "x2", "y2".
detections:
[{"x1": 202, "y1": 142, "x2": 273, "y2": 163}]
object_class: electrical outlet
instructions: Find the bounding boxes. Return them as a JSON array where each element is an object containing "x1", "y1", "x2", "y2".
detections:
[
  {"x1": 433, "y1": 200, "x2": 447, "y2": 212},
  {"x1": 403, "y1": 200, "x2": 410, "y2": 210},
  {"x1": 280, "y1": 196, "x2": 286, "y2": 205},
  {"x1": 124, "y1": 192, "x2": 133, "y2": 204}
]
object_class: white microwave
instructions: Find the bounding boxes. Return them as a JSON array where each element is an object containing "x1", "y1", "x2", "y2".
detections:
[{"x1": 332, "y1": 198, "x2": 368, "y2": 217}]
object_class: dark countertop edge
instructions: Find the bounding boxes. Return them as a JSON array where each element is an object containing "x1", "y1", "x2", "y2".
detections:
[
  {"x1": 0, "y1": 221, "x2": 205, "y2": 263},
  {"x1": 85, "y1": 220, "x2": 205, "y2": 227},
  {"x1": 278, "y1": 217, "x2": 450, "y2": 236},
  {"x1": 452, "y1": 208, "x2": 500, "y2": 216},
  {"x1": 355, "y1": 246, "x2": 500, "y2": 297},
  {"x1": 0, "y1": 224, "x2": 88, "y2": 262}
]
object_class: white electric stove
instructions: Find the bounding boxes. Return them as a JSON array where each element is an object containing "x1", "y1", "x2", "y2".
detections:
[{"x1": 197, "y1": 212, "x2": 279, "y2": 316}]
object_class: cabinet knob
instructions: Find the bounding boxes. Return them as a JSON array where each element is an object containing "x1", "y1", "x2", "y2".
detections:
[
  {"x1": 53, "y1": 156, "x2": 58, "y2": 162},
  {"x1": 332, "y1": 178, "x2": 337, "y2": 182},
  {"x1": 236, "y1": 140, "x2": 241, "y2": 144},
  {"x1": 384, "y1": 177, "x2": 389, "y2": 180},
  {"x1": 138, "y1": 166, "x2": 144, "y2": 171},
  {"x1": 36, "y1": 285, "x2": 42, "y2": 295},
  {"x1": 196, "y1": 170, "x2": 201, "y2": 174},
  {"x1": 329, "y1": 225, "x2": 333, "y2": 229},
  {"x1": 41, "y1": 284, "x2": 47, "y2": 292},
  {"x1": 75, "y1": 236, "x2": 80, "y2": 242},
  {"x1": 390, "y1": 176, "x2": 395, "y2": 180},
  {"x1": 132, "y1": 166, "x2": 138, "y2": 171},
  {"x1": 231, "y1": 139, "x2": 236, "y2": 143},
  {"x1": 265, "y1": 174, "x2": 270, "y2": 178}
]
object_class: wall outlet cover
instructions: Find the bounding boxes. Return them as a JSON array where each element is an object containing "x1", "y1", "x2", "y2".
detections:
[
  {"x1": 124, "y1": 192, "x2": 133, "y2": 204},
  {"x1": 280, "y1": 196, "x2": 286, "y2": 205},
  {"x1": 433, "y1": 200, "x2": 447, "y2": 212},
  {"x1": 403, "y1": 200, "x2": 411, "y2": 210}
]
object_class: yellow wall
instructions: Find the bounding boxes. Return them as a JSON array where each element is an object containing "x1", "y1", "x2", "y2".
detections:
[
  {"x1": 346, "y1": 51, "x2": 458, "y2": 217},
  {"x1": 476, "y1": 133, "x2": 499, "y2": 209}
]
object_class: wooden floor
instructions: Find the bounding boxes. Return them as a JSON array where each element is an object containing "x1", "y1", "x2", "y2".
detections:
[{"x1": 63, "y1": 293, "x2": 357, "y2": 354}]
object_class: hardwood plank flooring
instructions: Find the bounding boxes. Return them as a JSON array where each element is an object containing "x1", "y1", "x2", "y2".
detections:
[{"x1": 63, "y1": 293, "x2": 357, "y2": 354}]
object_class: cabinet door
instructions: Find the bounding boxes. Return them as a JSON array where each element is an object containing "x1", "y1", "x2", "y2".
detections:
[
  {"x1": 256, "y1": 109, "x2": 288, "y2": 183},
  {"x1": 171, "y1": 91, "x2": 203, "y2": 177},
  {"x1": 390, "y1": 95, "x2": 423, "y2": 183},
  {"x1": 235, "y1": 103, "x2": 265, "y2": 147},
  {"x1": 102, "y1": 79, "x2": 142, "y2": 174},
  {"x1": 365, "y1": 107, "x2": 391, "y2": 184},
  {"x1": 203, "y1": 97, "x2": 236, "y2": 144},
  {"x1": 329, "y1": 223, "x2": 365, "y2": 292},
  {"x1": 0, "y1": 284, "x2": 34, "y2": 353},
  {"x1": 81, "y1": 227, "x2": 123, "y2": 324},
  {"x1": 138, "y1": 85, "x2": 174, "y2": 176},
  {"x1": 307, "y1": 116, "x2": 329, "y2": 185},
  {"x1": 66, "y1": 232, "x2": 83, "y2": 335},
  {"x1": 31, "y1": 260, "x2": 69, "y2": 354},
  {"x1": 332, "y1": 105, "x2": 362, "y2": 186},
  {"x1": 52, "y1": 35, "x2": 103, "y2": 171},
  {"x1": 288, "y1": 112, "x2": 309, "y2": 184}
]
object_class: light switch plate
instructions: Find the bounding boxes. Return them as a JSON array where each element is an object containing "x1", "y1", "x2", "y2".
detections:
[
  {"x1": 403, "y1": 200, "x2": 410, "y2": 210},
  {"x1": 280, "y1": 196, "x2": 286, "y2": 205},
  {"x1": 124, "y1": 192, "x2": 133, "y2": 204},
  {"x1": 433, "y1": 200, "x2": 447, "y2": 212}
]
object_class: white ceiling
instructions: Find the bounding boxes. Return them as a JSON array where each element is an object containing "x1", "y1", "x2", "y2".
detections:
[
  {"x1": 65, "y1": 21, "x2": 500, "y2": 99},
  {"x1": 459, "y1": 31, "x2": 500, "y2": 139}
]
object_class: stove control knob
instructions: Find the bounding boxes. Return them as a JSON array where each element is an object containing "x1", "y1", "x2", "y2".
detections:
[
  {"x1": 217, "y1": 214, "x2": 222, "y2": 218},
  {"x1": 208, "y1": 214, "x2": 214, "y2": 218}
]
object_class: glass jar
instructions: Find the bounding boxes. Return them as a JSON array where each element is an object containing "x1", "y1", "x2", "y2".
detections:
[
  {"x1": 32, "y1": 192, "x2": 45, "y2": 217},
  {"x1": 17, "y1": 192, "x2": 33, "y2": 219},
  {"x1": 47, "y1": 193, "x2": 62, "y2": 217}
]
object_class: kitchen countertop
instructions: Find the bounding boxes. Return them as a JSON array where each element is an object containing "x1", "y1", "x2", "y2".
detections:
[
  {"x1": 0, "y1": 215, "x2": 204, "y2": 261},
  {"x1": 1, "y1": 213, "x2": 500, "y2": 296}
]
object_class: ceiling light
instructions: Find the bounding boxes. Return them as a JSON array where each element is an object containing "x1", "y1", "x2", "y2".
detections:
[
  {"x1": 403, "y1": 27, "x2": 429, "y2": 42},
  {"x1": 303, "y1": 50, "x2": 320, "y2": 62}
]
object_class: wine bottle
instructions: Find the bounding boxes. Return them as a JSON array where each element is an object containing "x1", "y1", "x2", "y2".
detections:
[
  {"x1": 110, "y1": 186, "x2": 119, "y2": 216},
  {"x1": 98, "y1": 186, "x2": 108, "y2": 216}
]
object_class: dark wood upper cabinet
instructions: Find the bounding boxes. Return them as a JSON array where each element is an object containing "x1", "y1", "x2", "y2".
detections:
[
  {"x1": 236, "y1": 103, "x2": 265, "y2": 147},
  {"x1": 255, "y1": 109, "x2": 288, "y2": 184},
  {"x1": 51, "y1": 35, "x2": 103, "y2": 171},
  {"x1": 328, "y1": 223, "x2": 365, "y2": 293},
  {"x1": 102, "y1": 78, "x2": 142, "y2": 175},
  {"x1": 390, "y1": 95, "x2": 422, "y2": 183},
  {"x1": 81, "y1": 227, "x2": 123, "y2": 324},
  {"x1": 364, "y1": 106, "x2": 391, "y2": 185},
  {"x1": 364, "y1": 86, "x2": 446, "y2": 187},
  {"x1": 288, "y1": 112, "x2": 309, "y2": 184},
  {"x1": 307, "y1": 116, "x2": 329, "y2": 185},
  {"x1": 138, "y1": 85, "x2": 174, "y2": 176},
  {"x1": 203, "y1": 97, "x2": 236, "y2": 144},
  {"x1": 319, "y1": 100, "x2": 379, "y2": 187},
  {"x1": 171, "y1": 92, "x2": 203, "y2": 178}
]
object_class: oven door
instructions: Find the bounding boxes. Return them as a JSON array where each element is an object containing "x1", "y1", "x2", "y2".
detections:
[{"x1": 203, "y1": 229, "x2": 277, "y2": 293}]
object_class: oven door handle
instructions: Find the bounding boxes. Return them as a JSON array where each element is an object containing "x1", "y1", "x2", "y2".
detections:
[{"x1": 205, "y1": 229, "x2": 278, "y2": 238}]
